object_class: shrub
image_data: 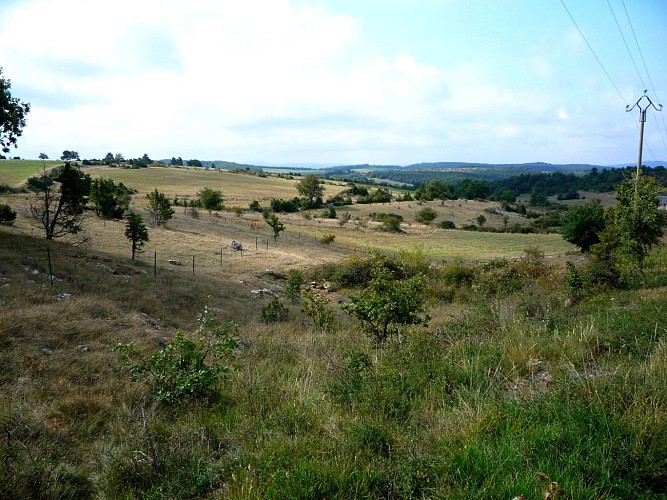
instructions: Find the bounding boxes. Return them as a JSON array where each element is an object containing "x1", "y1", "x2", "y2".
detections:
[
  {"x1": 321, "y1": 233, "x2": 336, "y2": 245},
  {"x1": 301, "y1": 290, "x2": 336, "y2": 332},
  {"x1": 113, "y1": 305, "x2": 240, "y2": 404},
  {"x1": 438, "y1": 220, "x2": 456, "y2": 229},
  {"x1": 415, "y1": 207, "x2": 437, "y2": 225},
  {"x1": 261, "y1": 297, "x2": 289, "y2": 322},
  {"x1": 342, "y1": 264, "x2": 430, "y2": 343},
  {"x1": 0, "y1": 203, "x2": 16, "y2": 224},
  {"x1": 285, "y1": 269, "x2": 304, "y2": 302}
]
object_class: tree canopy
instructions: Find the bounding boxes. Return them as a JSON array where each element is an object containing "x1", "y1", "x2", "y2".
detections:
[{"x1": 0, "y1": 68, "x2": 30, "y2": 153}]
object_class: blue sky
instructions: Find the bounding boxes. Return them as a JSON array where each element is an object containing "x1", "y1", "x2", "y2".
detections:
[{"x1": 0, "y1": 0, "x2": 665, "y2": 166}]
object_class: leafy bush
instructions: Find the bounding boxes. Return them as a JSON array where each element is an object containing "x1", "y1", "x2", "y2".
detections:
[
  {"x1": 320, "y1": 233, "x2": 336, "y2": 245},
  {"x1": 261, "y1": 297, "x2": 289, "y2": 322},
  {"x1": 285, "y1": 269, "x2": 304, "y2": 302},
  {"x1": 301, "y1": 290, "x2": 336, "y2": 332},
  {"x1": 342, "y1": 264, "x2": 429, "y2": 343},
  {"x1": 113, "y1": 305, "x2": 240, "y2": 404},
  {"x1": 415, "y1": 207, "x2": 437, "y2": 224},
  {"x1": 438, "y1": 220, "x2": 456, "y2": 229},
  {"x1": 0, "y1": 203, "x2": 16, "y2": 224}
]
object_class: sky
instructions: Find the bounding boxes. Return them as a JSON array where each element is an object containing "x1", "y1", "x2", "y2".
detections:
[{"x1": 0, "y1": 0, "x2": 665, "y2": 167}]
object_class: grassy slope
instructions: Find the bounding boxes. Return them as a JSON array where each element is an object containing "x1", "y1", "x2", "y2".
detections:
[
  {"x1": 0, "y1": 159, "x2": 63, "y2": 186},
  {"x1": 1, "y1": 164, "x2": 666, "y2": 498}
]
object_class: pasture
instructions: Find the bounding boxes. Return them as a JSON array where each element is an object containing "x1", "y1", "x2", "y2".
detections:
[
  {"x1": 2, "y1": 160, "x2": 665, "y2": 499},
  {"x1": 0, "y1": 159, "x2": 63, "y2": 186}
]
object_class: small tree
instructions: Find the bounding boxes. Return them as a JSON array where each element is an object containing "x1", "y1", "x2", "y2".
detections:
[
  {"x1": 342, "y1": 264, "x2": 429, "y2": 343},
  {"x1": 264, "y1": 212, "x2": 285, "y2": 240},
  {"x1": 296, "y1": 174, "x2": 324, "y2": 207},
  {"x1": 146, "y1": 188, "x2": 175, "y2": 228},
  {"x1": 606, "y1": 174, "x2": 667, "y2": 268},
  {"x1": 27, "y1": 163, "x2": 90, "y2": 239},
  {"x1": 197, "y1": 187, "x2": 224, "y2": 211},
  {"x1": 560, "y1": 200, "x2": 606, "y2": 253},
  {"x1": 124, "y1": 212, "x2": 149, "y2": 260},
  {"x1": 38, "y1": 153, "x2": 48, "y2": 160},
  {"x1": 89, "y1": 177, "x2": 130, "y2": 219}
]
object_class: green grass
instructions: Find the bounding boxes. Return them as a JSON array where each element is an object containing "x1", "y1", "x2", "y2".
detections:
[{"x1": 0, "y1": 159, "x2": 63, "y2": 186}]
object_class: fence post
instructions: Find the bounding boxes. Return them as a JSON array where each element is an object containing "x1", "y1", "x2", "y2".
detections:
[
  {"x1": 47, "y1": 247, "x2": 54, "y2": 288},
  {"x1": 154, "y1": 252, "x2": 157, "y2": 277},
  {"x1": 220, "y1": 248, "x2": 223, "y2": 267},
  {"x1": 192, "y1": 256, "x2": 195, "y2": 275}
]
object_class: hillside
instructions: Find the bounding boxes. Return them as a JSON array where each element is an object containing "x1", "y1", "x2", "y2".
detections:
[{"x1": 1, "y1": 163, "x2": 666, "y2": 498}]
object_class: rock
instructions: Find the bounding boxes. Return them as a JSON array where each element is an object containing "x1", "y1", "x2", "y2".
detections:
[
  {"x1": 251, "y1": 288, "x2": 273, "y2": 298},
  {"x1": 168, "y1": 259, "x2": 182, "y2": 266},
  {"x1": 57, "y1": 293, "x2": 72, "y2": 300},
  {"x1": 77, "y1": 344, "x2": 89, "y2": 352},
  {"x1": 41, "y1": 347, "x2": 53, "y2": 356}
]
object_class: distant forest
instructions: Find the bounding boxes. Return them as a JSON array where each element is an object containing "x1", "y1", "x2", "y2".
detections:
[{"x1": 325, "y1": 165, "x2": 667, "y2": 200}]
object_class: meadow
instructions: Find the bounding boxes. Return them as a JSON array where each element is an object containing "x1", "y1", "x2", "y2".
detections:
[{"x1": 0, "y1": 161, "x2": 666, "y2": 498}]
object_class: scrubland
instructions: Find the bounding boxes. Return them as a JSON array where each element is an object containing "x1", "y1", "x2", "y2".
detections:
[{"x1": 0, "y1": 165, "x2": 666, "y2": 499}]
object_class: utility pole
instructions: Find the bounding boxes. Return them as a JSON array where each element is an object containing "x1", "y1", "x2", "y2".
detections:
[{"x1": 626, "y1": 91, "x2": 662, "y2": 195}]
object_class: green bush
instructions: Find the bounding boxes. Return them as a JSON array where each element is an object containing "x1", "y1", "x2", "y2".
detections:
[
  {"x1": 0, "y1": 203, "x2": 16, "y2": 224},
  {"x1": 416, "y1": 207, "x2": 437, "y2": 225},
  {"x1": 261, "y1": 297, "x2": 289, "y2": 322},
  {"x1": 301, "y1": 290, "x2": 336, "y2": 332},
  {"x1": 438, "y1": 220, "x2": 456, "y2": 229},
  {"x1": 342, "y1": 264, "x2": 429, "y2": 343},
  {"x1": 285, "y1": 269, "x2": 304, "y2": 302},
  {"x1": 113, "y1": 305, "x2": 240, "y2": 404}
]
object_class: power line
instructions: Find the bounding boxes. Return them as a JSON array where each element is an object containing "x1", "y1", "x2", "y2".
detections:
[
  {"x1": 606, "y1": 0, "x2": 645, "y2": 89},
  {"x1": 558, "y1": 0, "x2": 628, "y2": 106},
  {"x1": 620, "y1": 0, "x2": 667, "y2": 154}
]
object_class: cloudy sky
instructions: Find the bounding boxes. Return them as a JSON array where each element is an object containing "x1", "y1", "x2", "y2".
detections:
[{"x1": 1, "y1": 0, "x2": 665, "y2": 166}]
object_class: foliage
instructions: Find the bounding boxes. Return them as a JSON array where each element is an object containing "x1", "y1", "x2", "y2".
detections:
[
  {"x1": 261, "y1": 297, "x2": 289, "y2": 322},
  {"x1": 357, "y1": 188, "x2": 392, "y2": 204},
  {"x1": 476, "y1": 214, "x2": 486, "y2": 227},
  {"x1": 560, "y1": 200, "x2": 605, "y2": 252},
  {"x1": 89, "y1": 177, "x2": 131, "y2": 219},
  {"x1": 605, "y1": 174, "x2": 667, "y2": 268},
  {"x1": 342, "y1": 264, "x2": 429, "y2": 342},
  {"x1": 197, "y1": 187, "x2": 223, "y2": 211},
  {"x1": 0, "y1": 203, "x2": 16, "y2": 224},
  {"x1": 415, "y1": 207, "x2": 437, "y2": 225},
  {"x1": 414, "y1": 180, "x2": 456, "y2": 201},
  {"x1": 264, "y1": 212, "x2": 285, "y2": 240},
  {"x1": 320, "y1": 233, "x2": 336, "y2": 245},
  {"x1": 296, "y1": 174, "x2": 324, "y2": 204},
  {"x1": 27, "y1": 163, "x2": 91, "y2": 239},
  {"x1": 0, "y1": 68, "x2": 30, "y2": 153},
  {"x1": 300, "y1": 289, "x2": 336, "y2": 332},
  {"x1": 124, "y1": 212, "x2": 149, "y2": 260},
  {"x1": 248, "y1": 200, "x2": 261, "y2": 212},
  {"x1": 457, "y1": 178, "x2": 490, "y2": 199},
  {"x1": 60, "y1": 150, "x2": 80, "y2": 161},
  {"x1": 146, "y1": 188, "x2": 175, "y2": 228},
  {"x1": 322, "y1": 206, "x2": 337, "y2": 219},
  {"x1": 285, "y1": 269, "x2": 304, "y2": 302},
  {"x1": 438, "y1": 219, "x2": 456, "y2": 229},
  {"x1": 271, "y1": 197, "x2": 301, "y2": 213},
  {"x1": 112, "y1": 305, "x2": 240, "y2": 404}
]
